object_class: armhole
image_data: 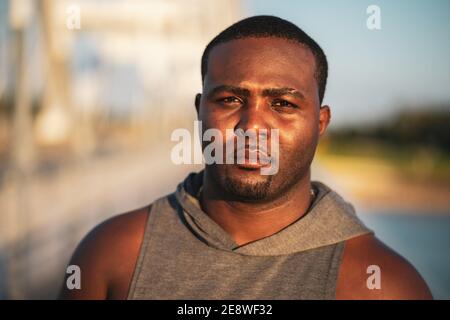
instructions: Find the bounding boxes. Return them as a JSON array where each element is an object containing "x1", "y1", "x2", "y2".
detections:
[
  {"x1": 126, "y1": 202, "x2": 156, "y2": 300},
  {"x1": 324, "y1": 241, "x2": 346, "y2": 299}
]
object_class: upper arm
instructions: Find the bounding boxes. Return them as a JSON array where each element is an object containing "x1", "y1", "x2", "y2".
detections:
[
  {"x1": 336, "y1": 234, "x2": 433, "y2": 300},
  {"x1": 59, "y1": 206, "x2": 149, "y2": 300}
]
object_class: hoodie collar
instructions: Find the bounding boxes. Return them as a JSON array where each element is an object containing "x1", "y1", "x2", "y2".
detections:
[{"x1": 175, "y1": 170, "x2": 372, "y2": 256}]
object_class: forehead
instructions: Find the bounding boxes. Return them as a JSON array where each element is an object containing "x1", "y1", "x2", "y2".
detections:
[{"x1": 205, "y1": 37, "x2": 317, "y2": 91}]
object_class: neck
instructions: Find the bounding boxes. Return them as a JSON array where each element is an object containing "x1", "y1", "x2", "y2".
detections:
[{"x1": 200, "y1": 169, "x2": 313, "y2": 246}]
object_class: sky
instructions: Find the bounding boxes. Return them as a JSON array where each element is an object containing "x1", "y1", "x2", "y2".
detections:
[
  {"x1": 244, "y1": 0, "x2": 450, "y2": 127},
  {"x1": 1, "y1": 0, "x2": 449, "y2": 128}
]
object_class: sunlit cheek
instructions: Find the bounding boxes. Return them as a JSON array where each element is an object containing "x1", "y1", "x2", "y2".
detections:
[
  {"x1": 201, "y1": 105, "x2": 235, "y2": 127},
  {"x1": 200, "y1": 117, "x2": 235, "y2": 151},
  {"x1": 280, "y1": 127, "x2": 315, "y2": 154}
]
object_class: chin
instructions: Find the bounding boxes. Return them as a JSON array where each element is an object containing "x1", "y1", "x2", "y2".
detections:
[{"x1": 220, "y1": 164, "x2": 274, "y2": 201}]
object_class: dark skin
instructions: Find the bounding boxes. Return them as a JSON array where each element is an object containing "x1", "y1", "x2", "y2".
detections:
[
  {"x1": 197, "y1": 38, "x2": 325, "y2": 245},
  {"x1": 60, "y1": 37, "x2": 432, "y2": 300}
]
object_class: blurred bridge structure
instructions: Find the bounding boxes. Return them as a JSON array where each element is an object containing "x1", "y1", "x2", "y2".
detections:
[{"x1": 0, "y1": 0, "x2": 242, "y2": 299}]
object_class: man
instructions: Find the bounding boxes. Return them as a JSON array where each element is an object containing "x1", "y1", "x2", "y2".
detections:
[{"x1": 60, "y1": 16, "x2": 432, "y2": 300}]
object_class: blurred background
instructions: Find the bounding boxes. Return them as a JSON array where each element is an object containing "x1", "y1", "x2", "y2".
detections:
[{"x1": 0, "y1": 0, "x2": 449, "y2": 299}]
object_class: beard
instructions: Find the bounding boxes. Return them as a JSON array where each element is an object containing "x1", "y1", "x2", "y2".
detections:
[
  {"x1": 222, "y1": 169, "x2": 274, "y2": 201},
  {"x1": 207, "y1": 144, "x2": 314, "y2": 203}
]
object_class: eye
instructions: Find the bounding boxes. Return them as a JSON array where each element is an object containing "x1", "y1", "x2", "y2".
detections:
[
  {"x1": 272, "y1": 99, "x2": 298, "y2": 109},
  {"x1": 218, "y1": 96, "x2": 242, "y2": 105}
]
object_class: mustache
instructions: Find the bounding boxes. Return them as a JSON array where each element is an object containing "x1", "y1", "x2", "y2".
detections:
[
  {"x1": 234, "y1": 144, "x2": 270, "y2": 158},
  {"x1": 223, "y1": 139, "x2": 272, "y2": 164}
]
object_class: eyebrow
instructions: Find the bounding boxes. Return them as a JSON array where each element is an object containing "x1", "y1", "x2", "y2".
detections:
[
  {"x1": 262, "y1": 87, "x2": 305, "y2": 101},
  {"x1": 207, "y1": 85, "x2": 305, "y2": 101},
  {"x1": 207, "y1": 85, "x2": 251, "y2": 99}
]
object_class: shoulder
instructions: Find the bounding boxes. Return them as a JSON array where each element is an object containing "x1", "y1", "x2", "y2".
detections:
[
  {"x1": 336, "y1": 234, "x2": 433, "y2": 299},
  {"x1": 59, "y1": 205, "x2": 150, "y2": 299}
]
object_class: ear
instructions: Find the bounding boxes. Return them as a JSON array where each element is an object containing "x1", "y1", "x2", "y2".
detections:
[
  {"x1": 318, "y1": 105, "x2": 331, "y2": 136},
  {"x1": 195, "y1": 93, "x2": 202, "y2": 115}
]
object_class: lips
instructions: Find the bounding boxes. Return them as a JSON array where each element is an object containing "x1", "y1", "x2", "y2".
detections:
[{"x1": 233, "y1": 146, "x2": 271, "y2": 169}]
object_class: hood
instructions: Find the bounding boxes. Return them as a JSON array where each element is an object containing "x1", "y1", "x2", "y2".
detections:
[{"x1": 174, "y1": 170, "x2": 373, "y2": 256}]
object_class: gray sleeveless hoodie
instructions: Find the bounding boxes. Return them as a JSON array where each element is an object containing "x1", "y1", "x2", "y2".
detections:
[{"x1": 127, "y1": 170, "x2": 373, "y2": 300}]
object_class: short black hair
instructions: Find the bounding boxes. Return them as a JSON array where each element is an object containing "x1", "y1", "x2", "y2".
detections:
[{"x1": 201, "y1": 15, "x2": 328, "y2": 104}]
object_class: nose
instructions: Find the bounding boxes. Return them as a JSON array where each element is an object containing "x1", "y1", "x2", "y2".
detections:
[{"x1": 234, "y1": 98, "x2": 270, "y2": 135}]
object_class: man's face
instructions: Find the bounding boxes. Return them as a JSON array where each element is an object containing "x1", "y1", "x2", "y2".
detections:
[{"x1": 196, "y1": 37, "x2": 330, "y2": 202}]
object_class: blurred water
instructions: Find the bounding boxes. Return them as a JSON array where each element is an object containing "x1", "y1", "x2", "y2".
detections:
[{"x1": 359, "y1": 212, "x2": 450, "y2": 300}]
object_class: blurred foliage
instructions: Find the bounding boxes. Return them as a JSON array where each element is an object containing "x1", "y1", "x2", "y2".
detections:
[
  {"x1": 327, "y1": 106, "x2": 450, "y2": 152},
  {"x1": 320, "y1": 106, "x2": 450, "y2": 184}
]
